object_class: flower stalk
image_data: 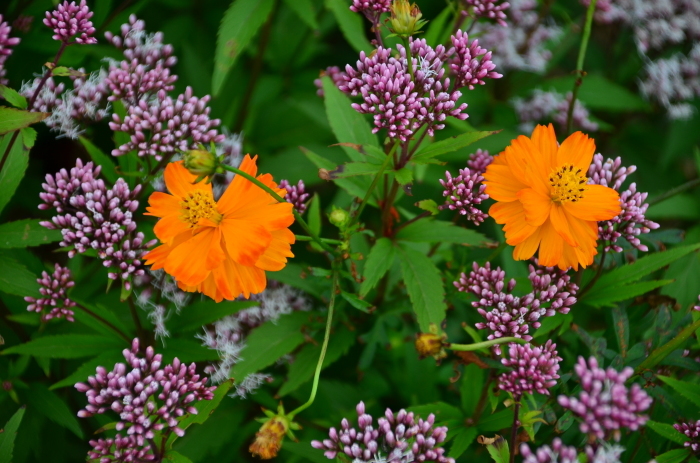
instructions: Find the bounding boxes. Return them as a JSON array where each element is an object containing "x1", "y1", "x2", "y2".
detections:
[
  {"x1": 565, "y1": 0, "x2": 598, "y2": 134},
  {"x1": 447, "y1": 336, "x2": 527, "y2": 352}
]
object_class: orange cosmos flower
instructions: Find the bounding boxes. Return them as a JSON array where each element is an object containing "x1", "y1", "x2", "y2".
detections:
[
  {"x1": 483, "y1": 124, "x2": 621, "y2": 270},
  {"x1": 143, "y1": 155, "x2": 295, "y2": 301}
]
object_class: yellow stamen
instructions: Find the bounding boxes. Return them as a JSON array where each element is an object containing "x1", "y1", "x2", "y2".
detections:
[
  {"x1": 549, "y1": 164, "x2": 588, "y2": 203},
  {"x1": 181, "y1": 191, "x2": 222, "y2": 226}
]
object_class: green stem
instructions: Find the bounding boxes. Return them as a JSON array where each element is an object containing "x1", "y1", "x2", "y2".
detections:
[
  {"x1": 648, "y1": 178, "x2": 700, "y2": 206},
  {"x1": 288, "y1": 262, "x2": 340, "y2": 419},
  {"x1": 350, "y1": 142, "x2": 399, "y2": 228},
  {"x1": 294, "y1": 235, "x2": 344, "y2": 245},
  {"x1": 447, "y1": 336, "x2": 527, "y2": 352},
  {"x1": 566, "y1": 0, "x2": 597, "y2": 134},
  {"x1": 219, "y1": 164, "x2": 337, "y2": 255}
]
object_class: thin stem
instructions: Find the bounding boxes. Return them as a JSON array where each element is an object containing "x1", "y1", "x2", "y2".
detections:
[
  {"x1": 393, "y1": 211, "x2": 431, "y2": 234},
  {"x1": 218, "y1": 164, "x2": 337, "y2": 254},
  {"x1": 565, "y1": 0, "x2": 598, "y2": 134},
  {"x1": 509, "y1": 401, "x2": 521, "y2": 463},
  {"x1": 288, "y1": 262, "x2": 340, "y2": 419},
  {"x1": 127, "y1": 296, "x2": 146, "y2": 347},
  {"x1": 350, "y1": 142, "x2": 399, "y2": 228},
  {"x1": 294, "y1": 235, "x2": 344, "y2": 245},
  {"x1": 75, "y1": 303, "x2": 132, "y2": 343},
  {"x1": 447, "y1": 336, "x2": 527, "y2": 352},
  {"x1": 372, "y1": 16, "x2": 385, "y2": 48},
  {"x1": 578, "y1": 246, "x2": 606, "y2": 299},
  {"x1": 648, "y1": 178, "x2": 700, "y2": 206}
]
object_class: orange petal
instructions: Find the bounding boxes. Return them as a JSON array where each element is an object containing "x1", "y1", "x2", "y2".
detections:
[
  {"x1": 530, "y1": 124, "x2": 558, "y2": 172},
  {"x1": 255, "y1": 228, "x2": 295, "y2": 271},
  {"x1": 549, "y1": 204, "x2": 578, "y2": 247},
  {"x1": 164, "y1": 227, "x2": 224, "y2": 286},
  {"x1": 563, "y1": 184, "x2": 621, "y2": 221},
  {"x1": 483, "y1": 164, "x2": 528, "y2": 202},
  {"x1": 556, "y1": 131, "x2": 596, "y2": 173},
  {"x1": 220, "y1": 218, "x2": 273, "y2": 267},
  {"x1": 163, "y1": 161, "x2": 212, "y2": 199},
  {"x1": 537, "y1": 220, "x2": 564, "y2": 268},
  {"x1": 153, "y1": 214, "x2": 191, "y2": 245},
  {"x1": 143, "y1": 243, "x2": 171, "y2": 270},
  {"x1": 513, "y1": 226, "x2": 541, "y2": 261},
  {"x1": 489, "y1": 201, "x2": 537, "y2": 245},
  {"x1": 517, "y1": 188, "x2": 552, "y2": 227},
  {"x1": 218, "y1": 155, "x2": 286, "y2": 216},
  {"x1": 145, "y1": 191, "x2": 181, "y2": 218},
  {"x1": 510, "y1": 134, "x2": 550, "y2": 189}
]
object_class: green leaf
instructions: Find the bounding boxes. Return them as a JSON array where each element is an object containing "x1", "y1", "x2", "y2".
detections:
[
  {"x1": 478, "y1": 408, "x2": 513, "y2": 432},
  {"x1": 277, "y1": 327, "x2": 355, "y2": 396},
  {"x1": 396, "y1": 219, "x2": 490, "y2": 246},
  {"x1": 169, "y1": 299, "x2": 259, "y2": 333},
  {"x1": 321, "y1": 76, "x2": 378, "y2": 161},
  {"x1": 2, "y1": 334, "x2": 124, "y2": 359},
  {"x1": 325, "y1": 0, "x2": 372, "y2": 53},
  {"x1": 635, "y1": 318, "x2": 700, "y2": 375},
  {"x1": 79, "y1": 136, "x2": 119, "y2": 184},
  {"x1": 171, "y1": 379, "x2": 233, "y2": 440},
  {"x1": 461, "y1": 363, "x2": 485, "y2": 415},
  {"x1": 50, "y1": 351, "x2": 125, "y2": 390},
  {"x1": 584, "y1": 280, "x2": 674, "y2": 308},
  {"x1": 212, "y1": 0, "x2": 276, "y2": 96},
  {"x1": 0, "y1": 107, "x2": 48, "y2": 134},
  {"x1": 543, "y1": 74, "x2": 649, "y2": 111},
  {"x1": 0, "y1": 219, "x2": 61, "y2": 248},
  {"x1": 307, "y1": 194, "x2": 322, "y2": 237},
  {"x1": 301, "y1": 147, "x2": 373, "y2": 202},
  {"x1": 161, "y1": 338, "x2": 221, "y2": 363},
  {"x1": 412, "y1": 131, "x2": 497, "y2": 163},
  {"x1": 282, "y1": 0, "x2": 318, "y2": 29},
  {"x1": 661, "y1": 252, "x2": 700, "y2": 309},
  {"x1": 341, "y1": 291, "x2": 374, "y2": 313},
  {"x1": 283, "y1": 442, "x2": 330, "y2": 463},
  {"x1": 0, "y1": 252, "x2": 38, "y2": 297},
  {"x1": 164, "y1": 450, "x2": 194, "y2": 463},
  {"x1": 398, "y1": 245, "x2": 447, "y2": 331},
  {"x1": 359, "y1": 238, "x2": 396, "y2": 297},
  {"x1": 327, "y1": 161, "x2": 384, "y2": 179},
  {"x1": 654, "y1": 449, "x2": 692, "y2": 463},
  {"x1": 0, "y1": 133, "x2": 29, "y2": 215},
  {"x1": 658, "y1": 375, "x2": 700, "y2": 408},
  {"x1": 0, "y1": 406, "x2": 25, "y2": 463},
  {"x1": 394, "y1": 167, "x2": 413, "y2": 185},
  {"x1": 611, "y1": 306, "x2": 629, "y2": 358},
  {"x1": 0, "y1": 86, "x2": 27, "y2": 109},
  {"x1": 423, "y1": 7, "x2": 451, "y2": 47},
  {"x1": 449, "y1": 427, "x2": 478, "y2": 459},
  {"x1": 27, "y1": 383, "x2": 83, "y2": 438},
  {"x1": 19, "y1": 127, "x2": 36, "y2": 149},
  {"x1": 407, "y1": 402, "x2": 464, "y2": 422},
  {"x1": 416, "y1": 199, "x2": 440, "y2": 216},
  {"x1": 231, "y1": 312, "x2": 309, "y2": 379},
  {"x1": 646, "y1": 420, "x2": 689, "y2": 446},
  {"x1": 486, "y1": 438, "x2": 510, "y2": 463}
]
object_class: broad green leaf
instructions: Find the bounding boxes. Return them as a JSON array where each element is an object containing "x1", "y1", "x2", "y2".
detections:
[
  {"x1": 0, "y1": 133, "x2": 29, "y2": 215},
  {"x1": 486, "y1": 439, "x2": 510, "y2": 463},
  {"x1": 394, "y1": 167, "x2": 413, "y2": 185},
  {"x1": 325, "y1": 0, "x2": 372, "y2": 53},
  {"x1": 169, "y1": 300, "x2": 259, "y2": 333},
  {"x1": 20, "y1": 127, "x2": 36, "y2": 149},
  {"x1": 169, "y1": 379, "x2": 233, "y2": 444},
  {"x1": 71, "y1": 301, "x2": 133, "y2": 341},
  {"x1": 654, "y1": 449, "x2": 692, "y2": 463},
  {"x1": 321, "y1": 76, "x2": 378, "y2": 161},
  {"x1": 212, "y1": 0, "x2": 276, "y2": 95},
  {"x1": 661, "y1": 252, "x2": 700, "y2": 309},
  {"x1": 412, "y1": 131, "x2": 497, "y2": 163},
  {"x1": 461, "y1": 363, "x2": 485, "y2": 416},
  {"x1": 50, "y1": 350, "x2": 125, "y2": 390},
  {"x1": 543, "y1": 74, "x2": 649, "y2": 111},
  {"x1": 0, "y1": 86, "x2": 27, "y2": 109},
  {"x1": 408, "y1": 402, "x2": 464, "y2": 422},
  {"x1": 0, "y1": 406, "x2": 25, "y2": 463},
  {"x1": 449, "y1": 427, "x2": 477, "y2": 459},
  {"x1": 231, "y1": 311, "x2": 310, "y2": 379},
  {"x1": 0, "y1": 107, "x2": 48, "y2": 134},
  {"x1": 611, "y1": 306, "x2": 629, "y2": 358},
  {"x1": 398, "y1": 245, "x2": 447, "y2": 331},
  {"x1": 164, "y1": 451, "x2": 194, "y2": 462},
  {"x1": 658, "y1": 375, "x2": 700, "y2": 408},
  {"x1": 396, "y1": 219, "x2": 490, "y2": 246},
  {"x1": 0, "y1": 219, "x2": 61, "y2": 248},
  {"x1": 307, "y1": 194, "x2": 322, "y2": 237},
  {"x1": 0, "y1": 252, "x2": 38, "y2": 297},
  {"x1": 2, "y1": 334, "x2": 124, "y2": 359},
  {"x1": 282, "y1": 0, "x2": 318, "y2": 29},
  {"x1": 160, "y1": 338, "x2": 221, "y2": 364},
  {"x1": 416, "y1": 199, "x2": 439, "y2": 215},
  {"x1": 283, "y1": 442, "x2": 330, "y2": 463},
  {"x1": 27, "y1": 383, "x2": 83, "y2": 438},
  {"x1": 341, "y1": 291, "x2": 374, "y2": 313},
  {"x1": 646, "y1": 420, "x2": 688, "y2": 446},
  {"x1": 423, "y1": 7, "x2": 452, "y2": 47},
  {"x1": 635, "y1": 318, "x2": 700, "y2": 375},
  {"x1": 277, "y1": 327, "x2": 355, "y2": 396},
  {"x1": 360, "y1": 238, "x2": 396, "y2": 297},
  {"x1": 301, "y1": 147, "x2": 373, "y2": 202},
  {"x1": 478, "y1": 408, "x2": 513, "y2": 432},
  {"x1": 79, "y1": 136, "x2": 119, "y2": 184},
  {"x1": 584, "y1": 280, "x2": 673, "y2": 308},
  {"x1": 327, "y1": 161, "x2": 383, "y2": 179}
]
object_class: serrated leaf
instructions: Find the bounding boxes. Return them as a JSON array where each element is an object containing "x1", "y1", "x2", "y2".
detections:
[
  {"x1": 231, "y1": 312, "x2": 310, "y2": 379},
  {"x1": 396, "y1": 219, "x2": 490, "y2": 246},
  {"x1": 341, "y1": 291, "x2": 374, "y2": 313},
  {"x1": 0, "y1": 86, "x2": 27, "y2": 109},
  {"x1": 360, "y1": 238, "x2": 396, "y2": 297},
  {"x1": 301, "y1": 146, "x2": 373, "y2": 202},
  {"x1": 79, "y1": 136, "x2": 119, "y2": 184},
  {"x1": 584, "y1": 280, "x2": 673, "y2": 307},
  {"x1": 0, "y1": 219, "x2": 61, "y2": 248},
  {"x1": 0, "y1": 252, "x2": 38, "y2": 297},
  {"x1": 658, "y1": 376, "x2": 700, "y2": 408},
  {"x1": 0, "y1": 406, "x2": 25, "y2": 463},
  {"x1": 277, "y1": 327, "x2": 355, "y2": 396},
  {"x1": 327, "y1": 161, "x2": 383, "y2": 179},
  {"x1": 485, "y1": 438, "x2": 510, "y2": 463},
  {"x1": 449, "y1": 428, "x2": 477, "y2": 459},
  {"x1": 635, "y1": 318, "x2": 700, "y2": 375},
  {"x1": 27, "y1": 383, "x2": 83, "y2": 438},
  {"x1": 398, "y1": 245, "x2": 447, "y2": 331},
  {"x1": 646, "y1": 420, "x2": 689, "y2": 446},
  {"x1": 416, "y1": 199, "x2": 439, "y2": 216},
  {"x1": 0, "y1": 107, "x2": 48, "y2": 134},
  {"x1": 282, "y1": 0, "x2": 318, "y2": 29},
  {"x1": 212, "y1": 0, "x2": 276, "y2": 96},
  {"x1": 50, "y1": 351, "x2": 125, "y2": 390},
  {"x1": 2, "y1": 334, "x2": 124, "y2": 359},
  {"x1": 394, "y1": 167, "x2": 413, "y2": 185},
  {"x1": 0, "y1": 133, "x2": 29, "y2": 215},
  {"x1": 19, "y1": 127, "x2": 36, "y2": 149},
  {"x1": 169, "y1": 299, "x2": 259, "y2": 333},
  {"x1": 478, "y1": 408, "x2": 512, "y2": 432},
  {"x1": 325, "y1": 0, "x2": 372, "y2": 53},
  {"x1": 164, "y1": 450, "x2": 194, "y2": 463},
  {"x1": 412, "y1": 131, "x2": 497, "y2": 163},
  {"x1": 321, "y1": 76, "x2": 378, "y2": 161},
  {"x1": 654, "y1": 448, "x2": 692, "y2": 463}
]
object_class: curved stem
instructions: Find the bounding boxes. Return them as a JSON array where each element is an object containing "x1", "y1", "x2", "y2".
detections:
[
  {"x1": 294, "y1": 235, "x2": 344, "y2": 245},
  {"x1": 648, "y1": 178, "x2": 700, "y2": 206},
  {"x1": 447, "y1": 336, "x2": 527, "y2": 352},
  {"x1": 565, "y1": 0, "x2": 598, "y2": 134},
  {"x1": 288, "y1": 262, "x2": 340, "y2": 419},
  {"x1": 75, "y1": 303, "x2": 131, "y2": 344},
  {"x1": 351, "y1": 143, "x2": 398, "y2": 228}
]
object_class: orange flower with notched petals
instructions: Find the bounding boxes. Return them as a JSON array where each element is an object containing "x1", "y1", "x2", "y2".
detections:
[
  {"x1": 143, "y1": 155, "x2": 295, "y2": 301},
  {"x1": 483, "y1": 124, "x2": 621, "y2": 270}
]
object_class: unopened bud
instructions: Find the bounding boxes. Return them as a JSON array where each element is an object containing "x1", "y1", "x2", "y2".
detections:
[
  {"x1": 184, "y1": 149, "x2": 219, "y2": 181},
  {"x1": 329, "y1": 207, "x2": 350, "y2": 228},
  {"x1": 389, "y1": 0, "x2": 427, "y2": 37},
  {"x1": 415, "y1": 332, "x2": 446, "y2": 360},
  {"x1": 249, "y1": 416, "x2": 289, "y2": 460}
]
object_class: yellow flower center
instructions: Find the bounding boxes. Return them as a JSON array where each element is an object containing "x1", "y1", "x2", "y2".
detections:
[
  {"x1": 549, "y1": 164, "x2": 588, "y2": 203},
  {"x1": 181, "y1": 191, "x2": 222, "y2": 226}
]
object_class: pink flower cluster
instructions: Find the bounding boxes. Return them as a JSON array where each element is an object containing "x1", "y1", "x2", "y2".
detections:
[{"x1": 24, "y1": 264, "x2": 76, "y2": 322}]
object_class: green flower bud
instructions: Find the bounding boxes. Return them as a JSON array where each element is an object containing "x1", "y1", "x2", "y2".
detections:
[
  {"x1": 329, "y1": 207, "x2": 350, "y2": 228},
  {"x1": 183, "y1": 149, "x2": 219, "y2": 181},
  {"x1": 389, "y1": 0, "x2": 427, "y2": 37}
]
